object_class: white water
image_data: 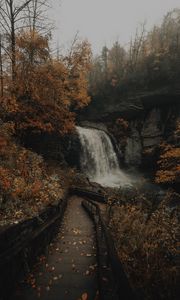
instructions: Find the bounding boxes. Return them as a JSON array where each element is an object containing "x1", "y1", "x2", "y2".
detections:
[{"x1": 77, "y1": 126, "x2": 132, "y2": 188}]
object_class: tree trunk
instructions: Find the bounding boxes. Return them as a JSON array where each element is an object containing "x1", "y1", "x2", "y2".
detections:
[
  {"x1": 9, "y1": 0, "x2": 16, "y2": 84},
  {"x1": 0, "y1": 34, "x2": 3, "y2": 97}
]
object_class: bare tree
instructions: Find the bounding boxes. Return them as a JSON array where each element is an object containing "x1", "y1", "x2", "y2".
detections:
[
  {"x1": 108, "y1": 41, "x2": 126, "y2": 80},
  {"x1": 101, "y1": 45, "x2": 109, "y2": 82},
  {"x1": 0, "y1": 33, "x2": 3, "y2": 97},
  {"x1": 0, "y1": 0, "x2": 32, "y2": 82},
  {"x1": 21, "y1": 0, "x2": 53, "y2": 64},
  {"x1": 129, "y1": 22, "x2": 146, "y2": 72},
  {"x1": 25, "y1": 0, "x2": 52, "y2": 34}
]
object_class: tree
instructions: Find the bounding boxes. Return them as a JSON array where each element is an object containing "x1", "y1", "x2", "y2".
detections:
[
  {"x1": 0, "y1": 34, "x2": 3, "y2": 97},
  {"x1": 0, "y1": 0, "x2": 32, "y2": 83},
  {"x1": 26, "y1": 0, "x2": 50, "y2": 33},
  {"x1": 108, "y1": 41, "x2": 126, "y2": 81},
  {"x1": 13, "y1": 31, "x2": 92, "y2": 134},
  {"x1": 88, "y1": 56, "x2": 104, "y2": 95},
  {"x1": 65, "y1": 39, "x2": 92, "y2": 109},
  {"x1": 101, "y1": 45, "x2": 109, "y2": 79},
  {"x1": 128, "y1": 23, "x2": 146, "y2": 73}
]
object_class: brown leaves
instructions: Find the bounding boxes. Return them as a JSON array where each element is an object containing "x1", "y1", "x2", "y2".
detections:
[
  {"x1": 0, "y1": 96, "x2": 19, "y2": 114},
  {"x1": 78, "y1": 292, "x2": 88, "y2": 300},
  {"x1": 155, "y1": 132, "x2": 180, "y2": 184},
  {"x1": 12, "y1": 31, "x2": 92, "y2": 135},
  {"x1": 0, "y1": 119, "x2": 65, "y2": 225},
  {"x1": 108, "y1": 187, "x2": 179, "y2": 300},
  {"x1": 82, "y1": 293, "x2": 88, "y2": 300},
  {"x1": 78, "y1": 291, "x2": 99, "y2": 300}
]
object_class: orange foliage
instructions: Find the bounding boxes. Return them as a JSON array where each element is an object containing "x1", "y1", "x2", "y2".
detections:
[
  {"x1": 0, "y1": 167, "x2": 11, "y2": 191},
  {"x1": 0, "y1": 96, "x2": 19, "y2": 114},
  {"x1": 0, "y1": 26, "x2": 91, "y2": 224},
  {"x1": 0, "y1": 121, "x2": 66, "y2": 224},
  {"x1": 108, "y1": 189, "x2": 179, "y2": 300},
  {"x1": 6, "y1": 31, "x2": 92, "y2": 135},
  {"x1": 155, "y1": 122, "x2": 180, "y2": 185},
  {"x1": 0, "y1": 30, "x2": 91, "y2": 222},
  {"x1": 31, "y1": 180, "x2": 42, "y2": 194}
]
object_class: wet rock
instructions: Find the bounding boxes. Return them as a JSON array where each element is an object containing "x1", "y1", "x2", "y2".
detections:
[
  {"x1": 125, "y1": 126, "x2": 142, "y2": 166},
  {"x1": 63, "y1": 132, "x2": 82, "y2": 169},
  {"x1": 141, "y1": 108, "x2": 163, "y2": 147}
]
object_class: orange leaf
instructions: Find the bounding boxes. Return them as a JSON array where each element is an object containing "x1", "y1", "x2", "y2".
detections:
[{"x1": 81, "y1": 293, "x2": 88, "y2": 300}]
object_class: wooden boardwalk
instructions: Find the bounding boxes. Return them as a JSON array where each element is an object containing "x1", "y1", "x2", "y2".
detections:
[{"x1": 14, "y1": 196, "x2": 98, "y2": 300}]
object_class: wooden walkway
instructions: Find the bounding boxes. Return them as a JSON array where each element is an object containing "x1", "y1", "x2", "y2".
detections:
[{"x1": 14, "y1": 196, "x2": 98, "y2": 300}]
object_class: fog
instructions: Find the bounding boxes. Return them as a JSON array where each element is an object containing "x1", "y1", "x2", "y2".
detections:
[{"x1": 50, "y1": 0, "x2": 180, "y2": 53}]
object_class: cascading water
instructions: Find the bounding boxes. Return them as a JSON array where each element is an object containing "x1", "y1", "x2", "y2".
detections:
[{"x1": 76, "y1": 126, "x2": 131, "y2": 187}]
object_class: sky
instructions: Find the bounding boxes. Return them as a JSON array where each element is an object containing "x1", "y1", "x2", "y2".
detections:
[{"x1": 49, "y1": 0, "x2": 180, "y2": 54}]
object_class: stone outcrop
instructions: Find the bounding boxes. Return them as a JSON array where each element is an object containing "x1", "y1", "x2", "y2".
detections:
[
  {"x1": 141, "y1": 108, "x2": 163, "y2": 148},
  {"x1": 78, "y1": 88, "x2": 180, "y2": 169},
  {"x1": 123, "y1": 104, "x2": 180, "y2": 169},
  {"x1": 21, "y1": 131, "x2": 82, "y2": 169},
  {"x1": 63, "y1": 132, "x2": 82, "y2": 169},
  {"x1": 21, "y1": 92, "x2": 180, "y2": 173},
  {"x1": 125, "y1": 127, "x2": 142, "y2": 166}
]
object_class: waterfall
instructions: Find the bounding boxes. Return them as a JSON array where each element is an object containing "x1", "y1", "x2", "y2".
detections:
[{"x1": 76, "y1": 126, "x2": 131, "y2": 187}]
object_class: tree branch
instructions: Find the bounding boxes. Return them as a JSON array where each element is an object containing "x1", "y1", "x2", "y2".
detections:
[{"x1": 14, "y1": 0, "x2": 32, "y2": 18}]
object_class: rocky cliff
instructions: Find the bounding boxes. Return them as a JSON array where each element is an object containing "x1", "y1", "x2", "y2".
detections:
[
  {"x1": 116, "y1": 102, "x2": 180, "y2": 173},
  {"x1": 21, "y1": 92, "x2": 180, "y2": 176},
  {"x1": 78, "y1": 90, "x2": 180, "y2": 173}
]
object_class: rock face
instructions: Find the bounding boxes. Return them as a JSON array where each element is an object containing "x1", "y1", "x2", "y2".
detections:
[
  {"x1": 141, "y1": 108, "x2": 163, "y2": 147},
  {"x1": 21, "y1": 131, "x2": 82, "y2": 169},
  {"x1": 78, "y1": 89, "x2": 180, "y2": 167},
  {"x1": 78, "y1": 97, "x2": 144, "y2": 121},
  {"x1": 123, "y1": 104, "x2": 180, "y2": 169},
  {"x1": 78, "y1": 98, "x2": 180, "y2": 172},
  {"x1": 21, "y1": 94, "x2": 180, "y2": 173},
  {"x1": 22, "y1": 132, "x2": 66, "y2": 162},
  {"x1": 63, "y1": 132, "x2": 82, "y2": 169},
  {"x1": 125, "y1": 108, "x2": 163, "y2": 166},
  {"x1": 125, "y1": 127, "x2": 142, "y2": 166}
]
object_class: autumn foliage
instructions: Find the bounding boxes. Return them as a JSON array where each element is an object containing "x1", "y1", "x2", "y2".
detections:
[
  {"x1": 156, "y1": 121, "x2": 180, "y2": 186},
  {"x1": 156, "y1": 144, "x2": 180, "y2": 184},
  {"x1": 0, "y1": 121, "x2": 68, "y2": 225},
  {"x1": 0, "y1": 28, "x2": 92, "y2": 223},
  {"x1": 107, "y1": 189, "x2": 179, "y2": 300},
  {"x1": 1, "y1": 30, "x2": 92, "y2": 135}
]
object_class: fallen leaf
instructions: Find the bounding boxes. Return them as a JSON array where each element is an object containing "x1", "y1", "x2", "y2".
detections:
[
  {"x1": 81, "y1": 292, "x2": 88, "y2": 300},
  {"x1": 85, "y1": 270, "x2": 90, "y2": 275},
  {"x1": 53, "y1": 276, "x2": 58, "y2": 281},
  {"x1": 102, "y1": 277, "x2": 108, "y2": 282},
  {"x1": 72, "y1": 264, "x2": 76, "y2": 270}
]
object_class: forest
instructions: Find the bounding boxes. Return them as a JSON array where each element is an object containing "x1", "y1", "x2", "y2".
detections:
[
  {"x1": 0, "y1": 1, "x2": 179, "y2": 300},
  {"x1": 89, "y1": 9, "x2": 180, "y2": 98}
]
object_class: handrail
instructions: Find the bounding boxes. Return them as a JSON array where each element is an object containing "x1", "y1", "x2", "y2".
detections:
[
  {"x1": 0, "y1": 195, "x2": 68, "y2": 265},
  {"x1": 70, "y1": 187, "x2": 107, "y2": 203},
  {"x1": 82, "y1": 199, "x2": 137, "y2": 300}
]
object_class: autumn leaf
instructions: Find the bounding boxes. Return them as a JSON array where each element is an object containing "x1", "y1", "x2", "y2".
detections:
[{"x1": 81, "y1": 293, "x2": 88, "y2": 300}]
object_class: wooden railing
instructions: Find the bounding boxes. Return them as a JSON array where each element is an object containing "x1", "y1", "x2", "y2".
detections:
[
  {"x1": 82, "y1": 199, "x2": 137, "y2": 300},
  {"x1": 0, "y1": 193, "x2": 68, "y2": 298},
  {"x1": 70, "y1": 187, "x2": 107, "y2": 203}
]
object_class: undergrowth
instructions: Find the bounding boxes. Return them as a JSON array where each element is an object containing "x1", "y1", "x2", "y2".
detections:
[
  {"x1": 0, "y1": 120, "x2": 72, "y2": 226},
  {"x1": 107, "y1": 189, "x2": 179, "y2": 300}
]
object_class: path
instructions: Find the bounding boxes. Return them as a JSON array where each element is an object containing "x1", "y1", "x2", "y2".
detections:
[{"x1": 14, "y1": 196, "x2": 98, "y2": 300}]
